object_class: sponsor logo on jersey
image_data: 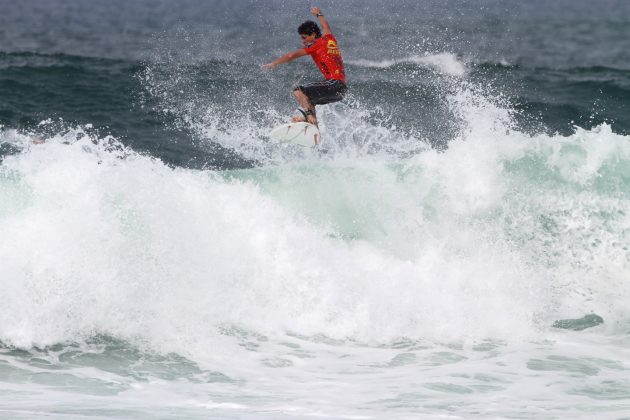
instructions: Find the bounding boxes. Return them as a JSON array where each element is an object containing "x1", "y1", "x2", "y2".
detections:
[{"x1": 327, "y1": 40, "x2": 340, "y2": 55}]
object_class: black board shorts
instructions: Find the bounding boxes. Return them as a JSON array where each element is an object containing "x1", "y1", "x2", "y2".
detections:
[{"x1": 294, "y1": 79, "x2": 347, "y2": 105}]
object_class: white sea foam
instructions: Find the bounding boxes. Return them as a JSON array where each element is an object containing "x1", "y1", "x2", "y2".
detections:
[
  {"x1": 0, "y1": 129, "x2": 537, "y2": 351},
  {"x1": 1, "y1": 115, "x2": 629, "y2": 353},
  {"x1": 2, "y1": 112, "x2": 630, "y2": 419}
]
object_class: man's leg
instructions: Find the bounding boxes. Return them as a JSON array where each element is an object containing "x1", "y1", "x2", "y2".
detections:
[{"x1": 292, "y1": 89, "x2": 317, "y2": 125}]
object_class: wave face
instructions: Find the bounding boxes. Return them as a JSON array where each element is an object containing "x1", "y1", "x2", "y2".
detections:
[{"x1": 1, "y1": 0, "x2": 630, "y2": 419}]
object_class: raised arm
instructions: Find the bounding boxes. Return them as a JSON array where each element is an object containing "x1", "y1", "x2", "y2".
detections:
[
  {"x1": 311, "y1": 7, "x2": 331, "y2": 35},
  {"x1": 262, "y1": 48, "x2": 308, "y2": 69}
]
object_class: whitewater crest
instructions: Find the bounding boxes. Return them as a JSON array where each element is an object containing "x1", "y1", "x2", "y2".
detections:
[
  {"x1": 2, "y1": 108, "x2": 630, "y2": 358},
  {"x1": 0, "y1": 126, "x2": 541, "y2": 351}
]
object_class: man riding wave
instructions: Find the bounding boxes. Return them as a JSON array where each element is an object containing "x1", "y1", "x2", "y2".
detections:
[{"x1": 262, "y1": 7, "x2": 347, "y2": 127}]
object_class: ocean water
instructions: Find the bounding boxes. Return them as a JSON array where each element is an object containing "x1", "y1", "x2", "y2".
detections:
[{"x1": 1, "y1": 0, "x2": 630, "y2": 418}]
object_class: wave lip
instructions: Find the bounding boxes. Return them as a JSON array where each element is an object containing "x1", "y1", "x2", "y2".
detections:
[{"x1": 347, "y1": 53, "x2": 466, "y2": 76}]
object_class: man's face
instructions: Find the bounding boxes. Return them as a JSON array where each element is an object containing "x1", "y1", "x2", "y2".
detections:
[{"x1": 300, "y1": 32, "x2": 317, "y2": 46}]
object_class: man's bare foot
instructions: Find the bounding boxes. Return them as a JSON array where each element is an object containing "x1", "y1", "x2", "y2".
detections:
[
  {"x1": 307, "y1": 115, "x2": 318, "y2": 126},
  {"x1": 291, "y1": 116, "x2": 306, "y2": 122}
]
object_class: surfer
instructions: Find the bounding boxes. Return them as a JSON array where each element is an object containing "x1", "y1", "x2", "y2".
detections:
[{"x1": 262, "y1": 6, "x2": 347, "y2": 127}]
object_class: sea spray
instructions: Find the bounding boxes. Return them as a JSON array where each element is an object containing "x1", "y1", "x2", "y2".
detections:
[{"x1": 2, "y1": 2, "x2": 630, "y2": 417}]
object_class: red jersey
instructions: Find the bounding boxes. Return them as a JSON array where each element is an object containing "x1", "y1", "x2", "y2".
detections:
[{"x1": 303, "y1": 34, "x2": 346, "y2": 83}]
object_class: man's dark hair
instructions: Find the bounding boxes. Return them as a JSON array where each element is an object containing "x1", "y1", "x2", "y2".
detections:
[{"x1": 298, "y1": 21, "x2": 322, "y2": 38}]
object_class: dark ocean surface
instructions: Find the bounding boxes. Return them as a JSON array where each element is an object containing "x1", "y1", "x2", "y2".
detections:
[
  {"x1": 1, "y1": 0, "x2": 629, "y2": 166},
  {"x1": 1, "y1": 1, "x2": 630, "y2": 419}
]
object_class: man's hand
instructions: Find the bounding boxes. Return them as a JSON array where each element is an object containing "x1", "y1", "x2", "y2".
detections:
[{"x1": 310, "y1": 7, "x2": 331, "y2": 35}]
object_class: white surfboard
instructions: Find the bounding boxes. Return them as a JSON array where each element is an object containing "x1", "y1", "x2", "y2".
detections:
[{"x1": 268, "y1": 122, "x2": 320, "y2": 148}]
